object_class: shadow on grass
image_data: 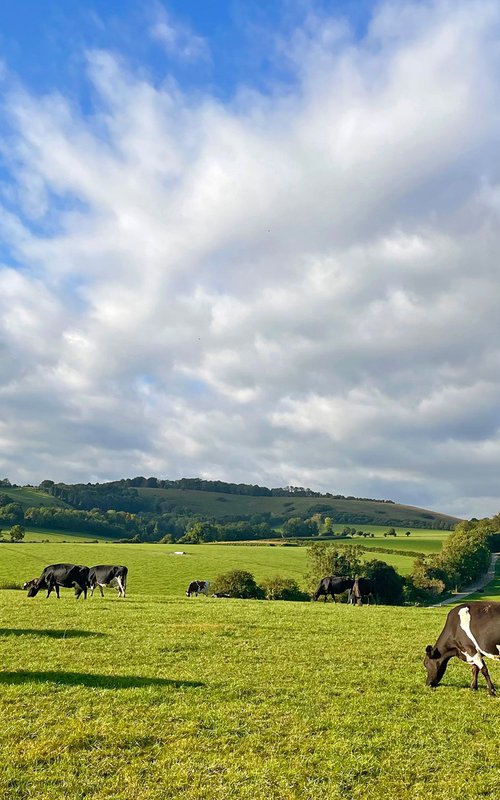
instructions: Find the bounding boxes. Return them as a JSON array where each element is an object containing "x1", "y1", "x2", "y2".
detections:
[
  {"x1": 0, "y1": 628, "x2": 106, "y2": 639},
  {"x1": 0, "y1": 671, "x2": 204, "y2": 689}
]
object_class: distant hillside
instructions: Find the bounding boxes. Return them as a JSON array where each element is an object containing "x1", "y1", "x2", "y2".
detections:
[
  {"x1": 0, "y1": 487, "x2": 68, "y2": 509},
  {"x1": 37, "y1": 478, "x2": 460, "y2": 529}
]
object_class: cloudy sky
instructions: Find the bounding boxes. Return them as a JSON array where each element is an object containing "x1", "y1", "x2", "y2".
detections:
[{"x1": 0, "y1": 0, "x2": 499, "y2": 518}]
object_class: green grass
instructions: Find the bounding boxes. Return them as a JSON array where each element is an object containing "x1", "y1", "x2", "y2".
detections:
[
  {"x1": 136, "y1": 487, "x2": 460, "y2": 527},
  {"x1": 0, "y1": 542, "x2": 417, "y2": 593},
  {"x1": 1, "y1": 587, "x2": 500, "y2": 799},
  {"x1": 0, "y1": 487, "x2": 68, "y2": 508}
]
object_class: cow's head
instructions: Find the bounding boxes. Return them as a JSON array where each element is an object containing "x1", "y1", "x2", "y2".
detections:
[
  {"x1": 27, "y1": 580, "x2": 40, "y2": 597},
  {"x1": 424, "y1": 645, "x2": 454, "y2": 687},
  {"x1": 22, "y1": 579, "x2": 36, "y2": 590}
]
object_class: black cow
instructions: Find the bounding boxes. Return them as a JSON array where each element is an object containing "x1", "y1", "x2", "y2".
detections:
[
  {"x1": 351, "y1": 577, "x2": 377, "y2": 605},
  {"x1": 22, "y1": 579, "x2": 38, "y2": 591},
  {"x1": 26, "y1": 564, "x2": 89, "y2": 600},
  {"x1": 424, "y1": 601, "x2": 500, "y2": 696},
  {"x1": 186, "y1": 580, "x2": 210, "y2": 597},
  {"x1": 313, "y1": 576, "x2": 354, "y2": 602},
  {"x1": 88, "y1": 565, "x2": 128, "y2": 598}
]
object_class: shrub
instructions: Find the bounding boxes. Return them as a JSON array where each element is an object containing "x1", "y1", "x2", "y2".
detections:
[
  {"x1": 261, "y1": 576, "x2": 309, "y2": 601},
  {"x1": 211, "y1": 570, "x2": 263, "y2": 599}
]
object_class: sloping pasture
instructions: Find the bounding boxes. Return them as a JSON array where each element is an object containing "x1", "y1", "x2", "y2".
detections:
[{"x1": 1, "y1": 587, "x2": 499, "y2": 800}]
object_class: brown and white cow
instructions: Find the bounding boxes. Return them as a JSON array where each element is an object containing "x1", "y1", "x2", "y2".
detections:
[{"x1": 424, "y1": 601, "x2": 500, "y2": 696}]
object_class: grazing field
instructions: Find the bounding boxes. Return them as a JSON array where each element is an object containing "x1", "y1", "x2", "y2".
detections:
[
  {"x1": 136, "y1": 486, "x2": 459, "y2": 528},
  {"x1": 1, "y1": 586, "x2": 500, "y2": 800},
  {"x1": 16, "y1": 527, "x2": 110, "y2": 543},
  {"x1": 0, "y1": 542, "x2": 418, "y2": 592}
]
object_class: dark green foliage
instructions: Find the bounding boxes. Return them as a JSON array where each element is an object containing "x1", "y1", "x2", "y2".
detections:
[
  {"x1": 9, "y1": 525, "x2": 25, "y2": 542},
  {"x1": 211, "y1": 570, "x2": 263, "y2": 599},
  {"x1": 361, "y1": 559, "x2": 404, "y2": 604},
  {"x1": 306, "y1": 542, "x2": 362, "y2": 591},
  {"x1": 261, "y1": 576, "x2": 309, "y2": 601}
]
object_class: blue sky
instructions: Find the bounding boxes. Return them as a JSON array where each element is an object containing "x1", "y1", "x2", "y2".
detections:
[{"x1": 1, "y1": 0, "x2": 500, "y2": 518}]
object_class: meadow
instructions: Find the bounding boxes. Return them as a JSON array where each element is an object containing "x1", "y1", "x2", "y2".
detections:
[
  {"x1": 1, "y1": 541, "x2": 500, "y2": 799},
  {"x1": 0, "y1": 541, "x2": 421, "y2": 592}
]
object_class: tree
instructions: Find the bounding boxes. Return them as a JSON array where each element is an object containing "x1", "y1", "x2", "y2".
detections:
[
  {"x1": 306, "y1": 543, "x2": 362, "y2": 592},
  {"x1": 405, "y1": 531, "x2": 411, "y2": 537},
  {"x1": 362, "y1": 560, "x2": 404, "y2": 604},
  {"x1": 211, "y1": 570, "x2": 263, "y2": 599},
  {"x1": 9, "y1": 524, "x2": 25, "y2": 542},
  {"x1": 260, "y1": 576, "x2": 309, "y2": 601},
  {"x1": 386, "y1": 527, "x2": 397, "y2": 537},
  {"x1": 282, "y1": 517, "x2": 318, "y2": 538}
]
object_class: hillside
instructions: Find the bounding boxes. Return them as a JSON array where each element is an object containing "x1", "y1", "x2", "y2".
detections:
[{"x1": 38, "y1": 479, "x2": 460, "y2": 529}]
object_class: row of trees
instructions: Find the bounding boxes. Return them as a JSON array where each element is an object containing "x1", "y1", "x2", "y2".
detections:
[{"x1": 410, "y1": 516, "x2": 497, "y2": 595}]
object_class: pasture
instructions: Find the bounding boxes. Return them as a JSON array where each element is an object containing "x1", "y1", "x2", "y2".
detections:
[
  {"x1": 2, "y1": 581, "x2": 500, "y2": 799},
  {"x1": 0, "y1": 542, "x2": 418, "y2": 592},
  {"x1": 1, "y1": 543, "x2": 500, "y2": 799}
]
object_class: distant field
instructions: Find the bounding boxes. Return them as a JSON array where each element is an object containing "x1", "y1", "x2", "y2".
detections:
[
  {"x1": 16, "y1": 527, "x2": 110, "y2": 543},
  {"x1": 0, "y1": 487, "x2": 68, "y2": 508},
  {"x1": 1, "y1": 589, "x2": 499, "y2": 799},
  {"x1": 136, "y1": 487, "x2": 459, "y2": 528},
  {"x1": 0, "y1": 542, "x2": 418, "y2": 592}
]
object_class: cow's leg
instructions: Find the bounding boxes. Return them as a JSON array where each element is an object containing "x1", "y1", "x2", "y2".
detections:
[
  {"x1": 332, "y1": 594, "x2": 336, "y2": 604},
  {"x1": 116, "y1": 576, "x2": 124, "y2": 597},
  {"x1": 99, "y1": 583, "x2": 105, "y2": 598},
  {"x1": 55, "y1": 584, "x2": 60, "y2": 599},
  {"x1": 89, "y1": 584, "x2": 94, "y2": 597},
  {"x1": 470, "y1": 665, "x2": 479, "y2": 690},
  {"x1": 480, "y1": 663, "x2": 496, "y2": 696}
]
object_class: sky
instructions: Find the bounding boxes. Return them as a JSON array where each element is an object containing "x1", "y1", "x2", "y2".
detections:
[{"x1": 0, "y1": 0, "x2": 499, "y2": 519}]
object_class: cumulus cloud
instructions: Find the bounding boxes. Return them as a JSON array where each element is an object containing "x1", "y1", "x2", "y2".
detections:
[{"x1": 1, "y1": 0, "x2": 500, "y2": 516}]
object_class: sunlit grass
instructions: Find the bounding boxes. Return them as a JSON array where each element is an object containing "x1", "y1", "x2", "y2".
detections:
[{"x1": 1, "y1": 587, "x2": 499, "y2": 800}]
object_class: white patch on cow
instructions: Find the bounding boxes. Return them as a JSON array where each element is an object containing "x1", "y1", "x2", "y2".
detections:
[
  {"x1": 458, "y1": 606, "x2": 499, "y2": 661},
  {"x1": 116, "y1": 576, "x2": 125, "y2": 596},
  {"x1": 462, "y1": 650, "x2": 484, "y2": 668}
]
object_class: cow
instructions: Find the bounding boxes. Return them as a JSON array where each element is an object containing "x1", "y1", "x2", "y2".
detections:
[
  {"x1": 88, "y1": 565, "x2": 128, "y2": 598},
  {"x1": 26, "y1": 564, "x2": 89, "y2": 600},
  {"x1": 424, "y1": 601, "x2": 500, "y2": 696},
  {"x1": 313, "y1": 576, "x2": 354, "y2": 602},
  {"x1": 186, "y1": 580, "x2": 210, "y2": 597},
  {"x1": 22, "y1": 579, "x2": 38, "y2": 591},
  {"x1": 351, "y1": 577, "x2": 377, "y2": 605}
]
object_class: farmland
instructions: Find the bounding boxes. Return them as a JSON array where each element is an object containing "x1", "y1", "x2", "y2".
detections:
[
  {"x1": 0, "y1": 540, "x2": 427, "y2": 592},
  {"x1": 1, "y1": 572, "x2": 500, "y2": 798},
  {"x1": 2, "y1": 540, "x2": 500, "y2": 799}
]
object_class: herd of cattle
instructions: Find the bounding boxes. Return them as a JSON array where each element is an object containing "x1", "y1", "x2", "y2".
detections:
[
  {"x1": 23, "y1": 563, "x2": 128, "y2": 599},
  {"x1": 21, "y1": 563, "x2": 500, "y2": 695}
]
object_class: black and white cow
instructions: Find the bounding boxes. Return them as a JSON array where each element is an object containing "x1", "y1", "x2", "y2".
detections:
[
  {"x1": 26, "y1": 564, "x2": 89, "y2": 599},
  {"x1": 186, "y1": 580, "x2": 210, "y2": 597},
  {"x1": 424, "y1": 601, "x2": 500, "y2": 696},
  {"x1": 350, "y1": 577, "x2": 377, "y2": 605},
  {"x1": 22, "y1": 578, "x2": 38, "y2": 591},
  {"x1": 88, "y1": 565, "x2": 128, "y2": 598},
  {"x1": 313, "y1": 576, "x2": 354, "y2": 602}
]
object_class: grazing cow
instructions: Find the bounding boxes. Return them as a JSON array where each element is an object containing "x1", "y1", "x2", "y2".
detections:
[
  {"x1": 26, "y1": 564, "x2": 89, "y2": 600},
  {"x1": 313, "y1": 576, "x2": 354, "y2": 602},
  {"x1": 186, "y1": 580, "x2": 210, "y2": 597},
  {"x1": 351, "y1": 577, "x2": 377, "y2": 605},
  {"x1": 22, "y1": 579, "x2": 38, "y2": 591},
  {"x1": 88, "y1": 565, "x2": 128, "y2": 598},
  {"x1": 424, "y1": 601, "x2": 500, "y2": 696}
]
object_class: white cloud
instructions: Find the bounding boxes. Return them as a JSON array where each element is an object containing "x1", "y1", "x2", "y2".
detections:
[
  {"x1": 150, "y1": 5, "x2": 210, "y2": 63},
  {"x1": 0, "y1": 1, "x2": 500, "y2": 517}
]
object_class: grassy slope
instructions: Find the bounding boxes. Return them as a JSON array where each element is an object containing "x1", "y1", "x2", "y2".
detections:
[
  {"x1": 0, "y1": 542, "x2": 420, "y2": 592},
  {"x1": 0, "y1": 487, "x2": 68, "y2": 508},
  {"x1": 1, "y1": 589, "x2": 499, "y2": 799},
  {"x1": 137, "y1": 487, "x2": 460, "y2": 527}
]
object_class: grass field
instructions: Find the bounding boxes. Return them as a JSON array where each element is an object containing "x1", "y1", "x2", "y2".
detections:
[
  {"x1": 136, "y1": 487, "x2": 459, "y2": 528},
  {"x1": 0, "y1": 542, "x2": 418, "y2": 592},
  {"x1": 2, "y1": 583, "x2": 500, "y2": 799},
  {"x1": 0, "y1": 487, "x2": 69, "y2": 508},
  {"x1": 14, "y1": 527, "x2": 111, "y2": 543}
]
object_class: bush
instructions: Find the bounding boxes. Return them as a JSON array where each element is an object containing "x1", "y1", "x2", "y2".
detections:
[
  {"x1": 211, "y1": 570, "x2": 263, "y2": 599},
  {"x1": 261, "y1": 576, "x2": 309, "y2": 601}
]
